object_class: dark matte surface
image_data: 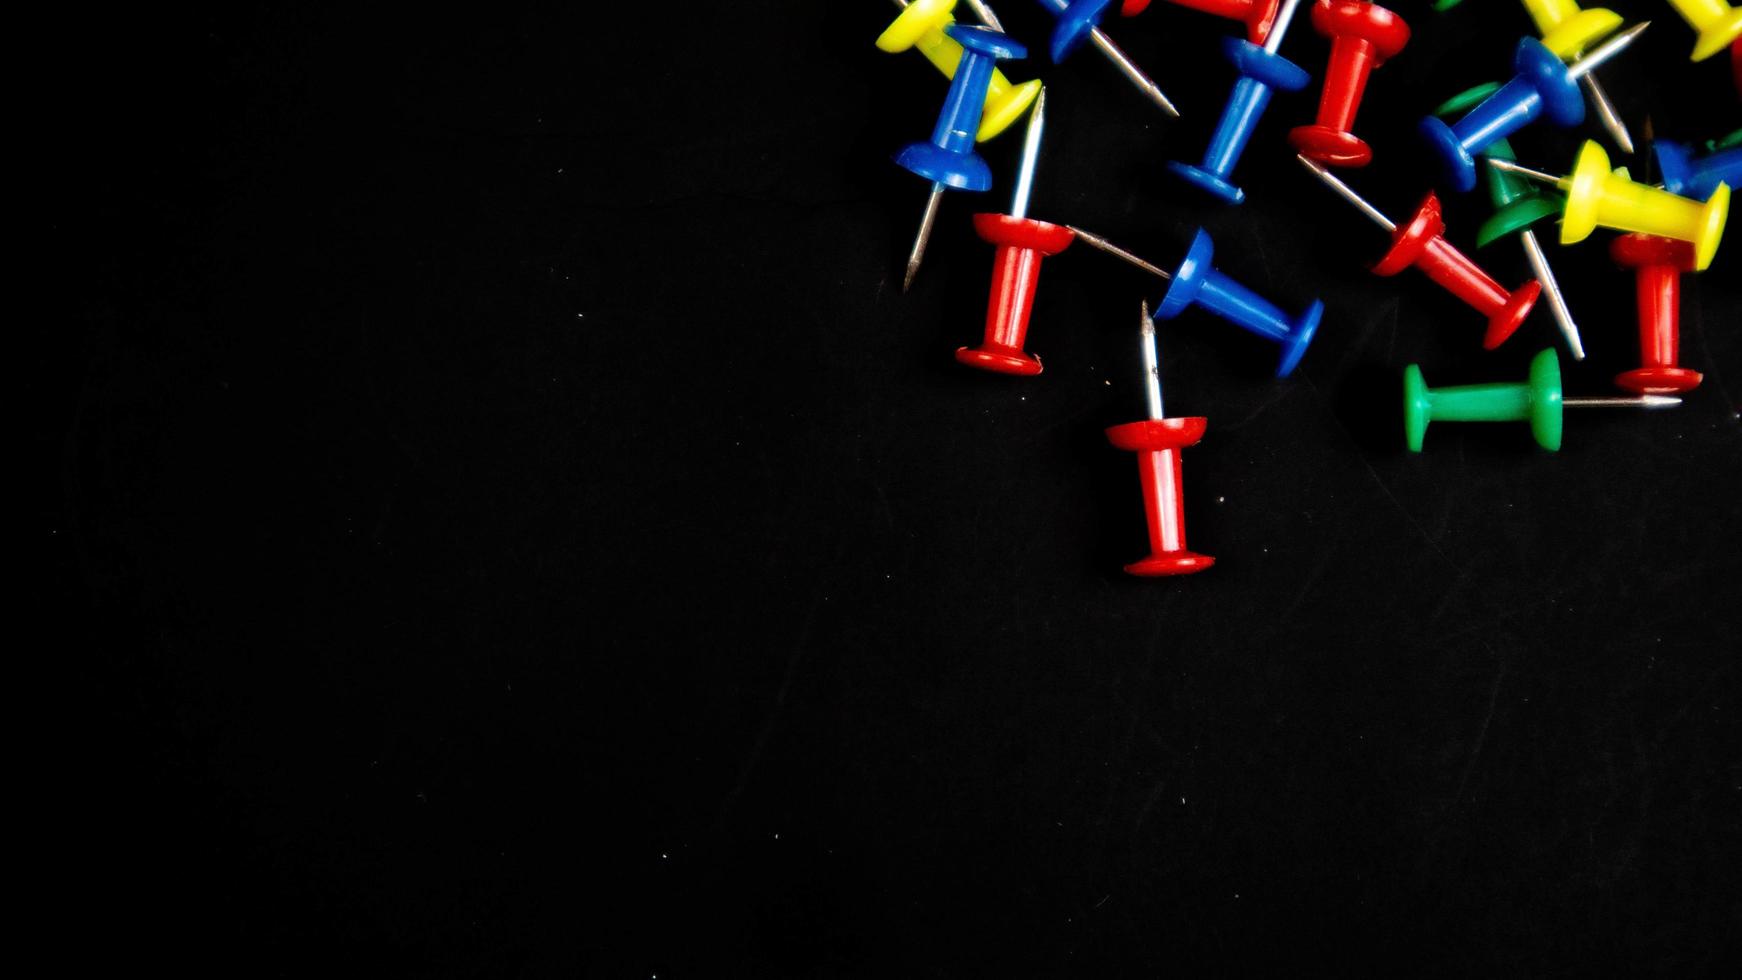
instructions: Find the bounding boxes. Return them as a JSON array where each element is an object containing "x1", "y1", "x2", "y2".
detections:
[{"x1": 41, "y1": 1, "x2": 1742, "y2": 975}]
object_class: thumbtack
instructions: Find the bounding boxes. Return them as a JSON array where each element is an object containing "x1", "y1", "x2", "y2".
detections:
[
  {"x1": 1518, "y1": 0, "x2": 1637, "y2": 152},
  {"x1": 1166, "y1": 0, "x2": 1312, "y2": 203},
  {"x1": 1105, "y1": 303, "x2": 1215, "y2": 576},
  {"x1": 1404, "y1": 349, "x2": 1680, "y2": 452},
  {"x1": 1487, "y1": 140, "x2": 1732, "y2": 270},
  {"x1": 1151, "y1": 0, "x2": 1283, "y2": 43},
  {"x1": 895, "y1": 24, "x2": 1028, "y2": 291},
  {"x1": 959, "y1": 89, "x2": 1076, "y2": 375},
  {"x1": 1433, "y1": 85, "x2": 1585, "y2": 359},
  {"x1": 879, "y1": 0, "x2": 1042, "y2": 143},
  {"x1": 1654, "y1": 137, "x2": 1742, "y2": 202},
  {"x1": 1418, "y1": 23, "x2": 1647, "y2": 193},
  {"x1": 1070, "y1": 227, "x2": 1324, "y2": 377},
  {"x1": 1610, "y1": 234, "x2": 1703, "y2": 395},
  {"x1": 1035, "y1": 0, "x2": 1181, "y2": 117},
  {"x1": 1663, "y1": 0, "x2": 1742, "y2": 60},
  {"x1": 1297, "y1": 155, "x2": 1540, "y2": 349},
  {"x1": 1289, "y1": 0, "x2": 1412, "y2": 168}
]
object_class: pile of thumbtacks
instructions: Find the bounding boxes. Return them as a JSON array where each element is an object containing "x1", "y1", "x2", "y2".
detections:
[{"x1": 879, "y1": 0, "x2": 1739, "y2": 576}]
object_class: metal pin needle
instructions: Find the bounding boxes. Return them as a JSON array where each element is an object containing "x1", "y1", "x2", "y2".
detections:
[
  {"x1": 1563, "y1": 395, "x2": 1682, "y2": 408},
  {"x1": 1067, "y1": 226, "x2": 1174, "y2": 281},
  {"x1": 1140, "y1": 301, "x2": 1164, "y2": 421},
  {"x1": 1517, "y1": 229, "x2": 1585, "y2": 359},
  {"x1": 1581, "y1": 74, "x2": 1634, "y2": 154},
  {"x1": 1086, "y1": 27, "x2": 1180, "y2": 118},
  {"x1": 1264, "y1": 0, "x2": 1304, "y2": 54},
  {"x1": 1484, "y1": 158, "x2": 1564, "y2": 186},
  {"x1": 1008, "y1": 87, "x2": 1047, "y2": 220},
  {"x1": 1296, "y1": 154, "x2": 1396, "y2": 232},
  {"x1": 903, "y1": 184, "x2": 944, "y2": 292},
  {"x1": 1566, "y1": 21, "x2": 1649, "y2": 81},
  {"x1": 892, "y1": 0, "x2": 1005, "y2": 30},
  {"x1": 961, "y1": 0, "x2": 1005, "y2": 31}
]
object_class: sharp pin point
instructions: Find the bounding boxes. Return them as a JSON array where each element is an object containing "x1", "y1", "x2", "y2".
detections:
[
  {"x1": 1519, "y1": 229, "x2": 1585, "y2": 360},
  {"x1": 1088, "y1": 29, "x2": 1180, "y2": 117},
  {"x1": 904, "y1": 184, "x2": 944, "y2": 292},
  {"x1": 1580, "y1": 74, "x2": 1634, "y2": 154}
]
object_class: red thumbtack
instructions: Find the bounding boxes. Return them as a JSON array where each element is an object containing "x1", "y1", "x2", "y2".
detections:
[
  {"x1": 1610, "y1": 234, "x2": 1704, "y2": 395},
  {"x1": 959, "y1": 89, "x2": 1075, "y2": 375},
  {"x1": 1289, "y1": 0, "x2": 1410, "y2": 167},
  {"x1": 1105, "y1": 303, "x2": 1215, "y2": 577},
  {"x1": 1298, "y1": 156, "x2": 1540, "y2": 349}
]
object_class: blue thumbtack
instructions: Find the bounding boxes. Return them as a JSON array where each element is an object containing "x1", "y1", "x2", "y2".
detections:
[
  {"x1": 1419, "y1": 23, "x2": 1646, "y2": 193},
  {"x1": 1165, "y1": 0, "x2": 1311, "y2": 205},
  {"x1": 1655, "y1": 138, "x2": 1742, "y2": 202},
  {"x1": 895, "y1": 24, "x2": 1027, "y2": 291},
  {"x1": 1071, "y1": 226, "x2": 1324, "y2": 378}
]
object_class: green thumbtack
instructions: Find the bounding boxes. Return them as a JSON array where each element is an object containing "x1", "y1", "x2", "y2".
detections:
[
  {"x1": 1404, "y1": 349, "x2": 1680, "y2": 453},
  {"x1": 1433, "y1": 0, "x2": 1464, "y2": 11},
  {"x1": 1433, "y1": 83, "x2": 1582, "y2": 359}
]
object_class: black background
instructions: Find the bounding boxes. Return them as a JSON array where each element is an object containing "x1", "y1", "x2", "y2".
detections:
[{"x1": 39, "y1": 1, "x2": 1742, "y2": 975}]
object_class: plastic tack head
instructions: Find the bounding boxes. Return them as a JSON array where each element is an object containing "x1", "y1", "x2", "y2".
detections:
[
  {"x1": 877, "y1": 0, "x2": 1043, "y2": 143},
  {"x1": 1288, "y1": 1, "x2": 1411, "y2": 168},
  {"x1": 1105, "y1": 418, "x2": 1215, "y2": 575},
  {"x1": 1371, "y1": 193, "x2": 1541, "y2": 348},
  {"x1": 957, "y1": 215, "x2": 1075, "y2": 375},
  {"x1": 895, "y1": 25, "x2": 1029, "y2": 192},
  {"x1": 1610, "y1": 234, "x2": 1703, "y2": 395},
  {"x1": 1161, "y1": 0, "x2": 1282, "y2": 43},
  {"x1": 1560, "y1": 140, "x2": 1731, "y2": 270},
  {"x1": 1664, "y1": 0, "x2": 1742, "y2": 61},
  {"x1": 1167, "y1": 37, "x2": 1311, "y2": 203},
  {"x1": 1655, "y1": 138, "x2": 1742, "y2": 202},
  {"x1": 1522, "y1": 0, "x2": 1624, "y2": 58},
  {"x1": 1154, "y1": 229, "x2": 1323, "y2": 377},
  {"x1": 1403, "y1": 348, "x2": 1565, "y2": 452},
  {"x1": 1475, "y1": 136, "x2": 1567, "y2": 247},
  {"x1": 1477, "y1": 194, "x2": 1564, "y2": 248},
  {"x1": 1122, "y1": 0, "x2": 1153, "y2": 15},
  {"x1": 1418, "y1": 37, "x2": 1584, "y2": 192}
]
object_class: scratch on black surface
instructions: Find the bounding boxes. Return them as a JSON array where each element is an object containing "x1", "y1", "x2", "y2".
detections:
[
  {"x1": 1302, "y1": 376, "x2": 1466, "y2": 579},
  {"x1": 1276, "y1": 546, "x2": 1334, "y2": 625},
  {"x1": 718, "y1": 535, "x2": 849, "y2": 820},
  {"x1": 1423, "y1": 642, "x2": 1508, "y2": 863},
  {"x1": 1220, "y1": 383, "x2": 1299, "y2": 431},
  {"x1": 1096, "y1": 600, "x2": 1177, "y2": 842}
]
